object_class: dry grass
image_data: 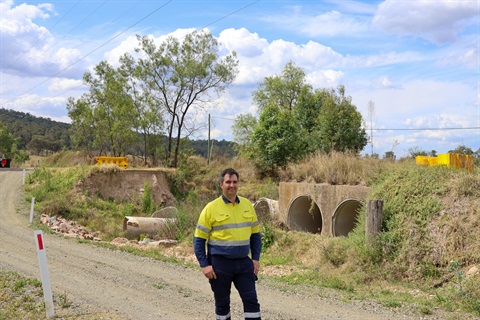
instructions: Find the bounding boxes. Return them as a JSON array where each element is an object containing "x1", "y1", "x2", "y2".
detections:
[{"x1": 279, "y1": 151, "x2": 392, "y2": 185}]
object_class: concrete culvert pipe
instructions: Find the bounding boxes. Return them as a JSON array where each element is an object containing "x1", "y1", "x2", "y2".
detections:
[
  {"x1": 287, "y1": 195, "x2": 322, "y2": 234},
  {"x1": 332, "y1": 199, "x2": 363, "y2": 237},
  {"x1": 253, "y1": 198, "x2": 279, "y2": 221},
  {"x1": 123, "y1": 216, "x2": 175, "y2": 239}
]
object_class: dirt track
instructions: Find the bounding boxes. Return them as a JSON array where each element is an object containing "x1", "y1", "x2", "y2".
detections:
[{"x1": 0, "y1": 170, "x2": 446, "y2": 319}]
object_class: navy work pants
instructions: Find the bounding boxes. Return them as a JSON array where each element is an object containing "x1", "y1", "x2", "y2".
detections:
[{"x1": 209, "y1": 255, "x2": 261, "y2": 320}]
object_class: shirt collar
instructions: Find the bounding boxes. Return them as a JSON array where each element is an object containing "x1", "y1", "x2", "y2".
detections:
[{"x1": 222, "y1": 194, "x2": 240, "y2": 204}]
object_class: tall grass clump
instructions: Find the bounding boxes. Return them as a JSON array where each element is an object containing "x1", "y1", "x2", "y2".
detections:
[{"x1": 282, "y1": 151, "x2": 392, "y2": 185}]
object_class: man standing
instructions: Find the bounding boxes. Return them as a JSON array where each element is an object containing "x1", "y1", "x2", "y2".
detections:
[{"x1": 194, "y1": 168, "x2": 262, "y2": 320}]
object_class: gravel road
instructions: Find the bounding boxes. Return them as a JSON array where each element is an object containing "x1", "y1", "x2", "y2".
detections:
[{"x1": 0, "y1": 170, "x2": 447, "y2": 319}]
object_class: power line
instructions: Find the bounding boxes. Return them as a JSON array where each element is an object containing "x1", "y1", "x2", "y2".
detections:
[
  {"x1": 1, "y1": 0, "x2": 174, "y2": 109},
  {"x1": 199, "y1": 0, "x2": 261, "y2": 30},
  {"x1": 372, "y1": 127, "x2": 480, "y2": 131},
  {"x1": 3, "y1": 0, "x2": 83, "y2": 72}
]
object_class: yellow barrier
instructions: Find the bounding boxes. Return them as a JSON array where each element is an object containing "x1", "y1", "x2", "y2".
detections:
[
  {"x1": 415, "y1": 153, "x2": 473, "y2": 173},
  {"x1": 95, "y1": 156, "x2": 128, "y2": 169}
]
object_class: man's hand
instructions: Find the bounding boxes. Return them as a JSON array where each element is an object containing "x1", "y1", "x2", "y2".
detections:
[
  {"x1": 202, "y1": 265, "x2": 216, "y2": 279},
  {"x1": 252, "y1": 259, "x2": 260, "y2": 276}
]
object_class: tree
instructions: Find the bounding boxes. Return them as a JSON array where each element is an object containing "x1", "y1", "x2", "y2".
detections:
[
  {"x1": 449, "y1": 145, "x2": 473, "y2": 155},
  {"x1": 317, "y1": 86, "x2": 368, "y2": 154},
  {"x1": 252, "y1": 61, "x2": 309, "y2": 113},
  {"x1": 0, "y1": 123, "x2": 16, "y2": 158},
  {"x1": 119, "y1": 53, "x2": 164, "y2": 165},
  {"x1": 67, "y1": 95, "x2": 96, "y2": 154},
  {"x1": 68, "y1": 61, "x2": 139, "y2": 157},
  {"x1": 136, "y1": 30, "x2": 238, "y2": 168},
  {"x1": 251, "y1": 105, "x2": 305, "y2": 175},
  {"x1": 231, "y1": 113, "x2": 257, "y2": 157},
  {"x1": 26, "y1": 135, "x2": 60, "y2": 155}
]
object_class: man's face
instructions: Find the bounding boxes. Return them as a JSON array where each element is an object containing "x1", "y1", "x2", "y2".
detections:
[{"x1": 220, "y1": 173, "x2": 238, "y2": 198}]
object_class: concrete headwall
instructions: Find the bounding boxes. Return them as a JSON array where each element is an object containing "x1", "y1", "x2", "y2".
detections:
[{"x1": 278, "y1": 182, "x2": 370, "y2": 237}]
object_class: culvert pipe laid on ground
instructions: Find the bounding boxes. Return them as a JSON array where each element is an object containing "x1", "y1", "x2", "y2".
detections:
[
  {"x1": 123, "y1": 216, "x2": 175, "y2": 238},
  {"x1": 287, "y1": 195, "x2": 322, "y2": 234},
  {"x1": 253, "y1": 198, "x2": 279, "y2": 221},
  {"x1": 332, "y1": 199, "x2": 364, "y2": 237}
]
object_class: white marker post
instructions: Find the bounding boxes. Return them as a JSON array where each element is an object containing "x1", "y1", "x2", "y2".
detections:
[
  {"x1": 29, "y1": 197, "x2": 35, "y2": 224},
  {"x1": 34, "y1": 230, "x2": 55, "y2": 318}
]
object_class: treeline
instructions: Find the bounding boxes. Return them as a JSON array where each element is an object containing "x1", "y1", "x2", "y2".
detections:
[{"x1": 0, "y1": 108, "x2": 236, "y2": 161}]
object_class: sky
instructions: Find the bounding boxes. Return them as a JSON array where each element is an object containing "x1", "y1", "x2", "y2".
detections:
[{"x1": 0, "y1": 0, "x2": 479, "y2": 158}]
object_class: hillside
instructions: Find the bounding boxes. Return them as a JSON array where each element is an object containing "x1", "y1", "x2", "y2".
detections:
[{"x1": 0, "y1": 108, "x2": 71, "y2": 152}]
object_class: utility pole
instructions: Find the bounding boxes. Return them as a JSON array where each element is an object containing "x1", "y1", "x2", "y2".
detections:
[{"x1": 207, "y1": 114, "x2": 211, "y2": 164}]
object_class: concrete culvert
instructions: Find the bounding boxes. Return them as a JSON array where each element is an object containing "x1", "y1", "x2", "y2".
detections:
[
  {"x1": 253, "y1": 198, "x2": 279, "y2": 221},
  {"x1": 332, "y1": 199, "x2": 363, "y2": 237},
  {"x1": 287, "y1": 195, "x2": 322, "y2": 234},
  {"x1": 123, "y1": 216, "x2": 175, "y2": 239}
]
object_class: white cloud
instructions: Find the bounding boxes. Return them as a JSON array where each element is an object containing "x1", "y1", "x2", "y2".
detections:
[
  {"x1": 262, "y1": 7, "x2": 370, "y2": 37},
  {"x1": 48, "y1": 78, "x2": 84, "y2": 92},
  {"x1": 0, "y1": 1, "x2": 88, "y2": 78},
  {"x1": 373, "y1": 0, "x2": 479, "y2": 44}
]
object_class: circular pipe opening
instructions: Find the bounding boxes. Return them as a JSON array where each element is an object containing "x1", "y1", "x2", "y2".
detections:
[
  {"x1": 287, "y1": 195, "x2": 322, "y2": 234},
  {"x1": 332, "y1": 199, "x2": 363, "y2": 237}
]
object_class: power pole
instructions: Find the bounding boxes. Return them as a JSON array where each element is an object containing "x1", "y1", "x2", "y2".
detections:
[{"x1": 207, "y1": 114, "x2": 211, "y2": 164}]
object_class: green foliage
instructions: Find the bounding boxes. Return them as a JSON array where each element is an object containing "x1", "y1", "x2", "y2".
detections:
[
  {"x1": 251, "y1": 105, "x2": 307, "y2": 174},
  {"x1": 142, "y1": 181, "x2": 153, "y2": 214},
  {"x1": 136, "y1": 30, "x2": 238, "y2": 168},
  {"x1": 261, "y1": 221, "x2": 277, "y2": 251},
  {"x1": 0, "y1": 108, "x2": 71, "y2": 153},
  {"x1": 232, "y1": 113, "x2": 258, "y2": 157},
  {"x1": 316, "y1": 86, "x2": 368, "y2": 154},
  {"x1": 369, "y1": 163, "x2": 449, "y2": 278}
]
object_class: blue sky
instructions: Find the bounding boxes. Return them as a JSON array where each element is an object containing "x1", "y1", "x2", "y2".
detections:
[{"x1": 0, "y1": 0, "x2": 479, "y2": 158}]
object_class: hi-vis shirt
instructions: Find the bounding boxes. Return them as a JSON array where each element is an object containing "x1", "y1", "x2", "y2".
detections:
[{"x1": 194, "y1": 195, "x2": 262, "y2": 268}]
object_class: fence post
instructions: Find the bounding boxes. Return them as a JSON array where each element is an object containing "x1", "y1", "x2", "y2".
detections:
[{"x1": 366, "y1": 199, "x2": 383, "y2": 245}]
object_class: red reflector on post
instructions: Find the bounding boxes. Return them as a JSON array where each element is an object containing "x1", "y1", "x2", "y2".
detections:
[{"x1": 37, "y1": 233, "x2": 44, "y2": 250}]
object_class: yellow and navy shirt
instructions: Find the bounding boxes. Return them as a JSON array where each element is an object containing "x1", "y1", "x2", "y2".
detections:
[{"x1": 194, "y1": 195, "x2": 262, "y2": 267}]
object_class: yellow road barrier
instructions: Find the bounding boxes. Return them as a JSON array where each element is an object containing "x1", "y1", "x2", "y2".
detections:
[
  {"x1": 415, "y1": 153, "x2": 473, "y2": 173},
  {"x1": 95, "y1": 156, "x2": 128, "y2": 169}
]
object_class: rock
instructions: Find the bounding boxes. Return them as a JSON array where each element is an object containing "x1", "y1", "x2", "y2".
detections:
[
  {"x1": 111, "y1": 237, "x2": 129, "y2": 244},
  {"x1": 466, "y1": 265, "x2": 479, "y2": 278}
]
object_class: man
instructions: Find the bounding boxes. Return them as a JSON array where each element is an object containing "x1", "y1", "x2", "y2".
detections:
[{"x1": 194, "y1": 168, "x2": 262, "y2": 320}]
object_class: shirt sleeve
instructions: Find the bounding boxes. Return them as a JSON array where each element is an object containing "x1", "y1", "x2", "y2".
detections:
[
  {"x1": 193, "y1": 236, "x2": 209, "y2": 267},
  {"x1": 250, "y1": 232, "x2": 262, "y2": 261}
]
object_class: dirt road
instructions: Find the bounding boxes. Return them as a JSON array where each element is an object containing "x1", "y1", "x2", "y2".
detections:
[{"x1": 0, "y1": 170, "x2": 437, "y2": 319}]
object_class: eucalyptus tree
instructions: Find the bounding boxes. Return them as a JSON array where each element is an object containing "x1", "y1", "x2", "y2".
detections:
[
  {"x1": 252, "y1": 61, "x2": 309, "y2": 113},
  {"x1": 67, "y1": 61, "x2": 138, "y2": 157},
  {"x1": 231, "y1": 113, "x2": 257, "y2": 157},
  {"x1": 317, "y1": 86, "x2": 367, "y2": 154},
  {"x1": 135, "y1": 30, "x2": 238, "y2": 167},
  {"x1": 66, "y1": 95, "x2": 96, "y2": 154},
  {"x1": 119, "y1": 53, "x2": 164, "y2": 165}
]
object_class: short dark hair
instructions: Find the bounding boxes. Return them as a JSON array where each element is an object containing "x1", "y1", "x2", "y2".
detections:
[{"x1": 220, "y1": 168, "x2": 239, "y2": 183}]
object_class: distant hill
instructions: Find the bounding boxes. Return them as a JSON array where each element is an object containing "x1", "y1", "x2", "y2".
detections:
[
  {"x1": 0, "y1": 108, "x2": 71, "y2": 152},
  {"x1": 0, "y1": 108, "x2": 236, "y2": 158}
]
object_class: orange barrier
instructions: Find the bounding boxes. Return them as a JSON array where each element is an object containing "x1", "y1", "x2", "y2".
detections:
[
  {"x1": 95, "y1": 156, "x2": 128, "y2": 169},
  {"x1": 415, "y1": 153, "x2": 473, "y2": 173}
]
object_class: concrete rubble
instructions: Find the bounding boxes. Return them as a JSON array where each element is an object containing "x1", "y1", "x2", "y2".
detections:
[
  {"x1": 40, "y1": 214, "x2": 102, "y2": 241},
  {"x1": 109, "y1": 237, "x2": 178, "y2": 248},
  {"x1": 40, "y1": 213, "x2": 179, "y2": 249}
]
